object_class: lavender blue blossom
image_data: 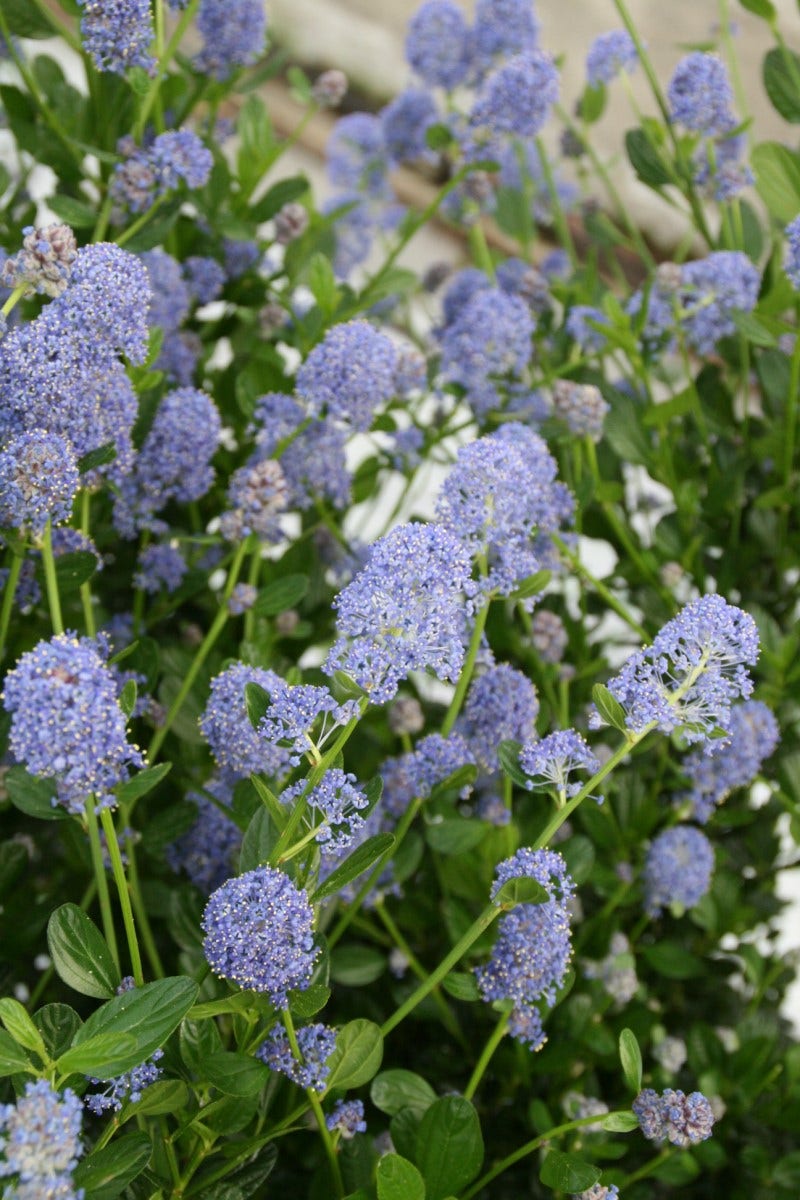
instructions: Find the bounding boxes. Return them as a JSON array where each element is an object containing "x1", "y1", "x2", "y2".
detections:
[
  {"x1": 586, "y1": 31, "x2": 638, "y2": 85},
  {"x1": 219, "y1": 458, "x2": 287, "y2": 542},
  {"x1": 223, "y1": 238, "x2": 261, "y2": 279},
  {"x1": 566, "y1": 305, "x2": 610, "y2": 353},
  {"x1": 785, "y1": 216, "x2": 800, "y2": 288},
  {"x1": 496, "y1": 142, "x2": 578, "y2": 226},
  {"x1": 0, "y1": 1080, "x2": 83, "y2": 1195},
  {"x1": 460, "y1": 664, "x2": 539, "y2": 771},
  {"x1": 228, "y1": 583, "x2": 258, "y2": 615},
  {"x1": 405, "y1": 1, "x2": 473, "y2": 90},
  {"x1": 133, "y1": 542, "x2": 187, "y2": 594},
  {"x1": 391, "y1": 426, "x2": 425, "y2": 470},
  {"x1": 200, "y1": 663, "x2": 290, "y2": 779},
  {"x1": 496, "y1": 258, "x2": 551, "y2": 315},
  {"x1": 633, "y1": 1087, "x2": 715, "y2": 1146},
  {"x1": 436, "y1": 427, "x2": 573, "y2": 595},
  {"x1": 394, "y1": 344, "x2": 428, "y2": 395},
  {"x1": 78, "y1": 0, "x2": 155, "y2": 75},
  {"x1": 478, "y1": 848, "x2": 575, "y2": 1049},
  {"x1": 1, "y1": 224, "x2": 77, "y2": 298},
  {"x1": 141, "y1": 249, "x2": 190, "y2": 332},
  {"x1": 380, "y1": 732, "x2": 475, "y2": 823},
  {"x1": 584, "y1": 931, "x2": 638, "y2": 1006},
  {"x1": 313, "y1": 69, "x2": 348, "y2": 108},
  {"x1": 257, "y1": 1023, "x2": 336, "y2": 1091},
  {"x1": 438, "y1": 288, "x2": 534, "y2": 415},
  {"x1": 51, "y1": 527, "x2": 102, "y2": 568},
  {"x1": 113, "y1": 388, "x2": 221, "y2": 536},
  {"x1": 327, "y1": 114, "x2": 390, "y2": 199},
  {"x1": 85, "y1": 1050, "x2": 163, "y2": 1114},
  {"x1": 324, "y1": 522, "x2": 475, "y2": 704},
  {"x1": 596, "y1": 594, "x2": 759, "y2": 745},
  {"x1": 324, "y1": 193, "x2": 376, "y2": 277},
  {"x1": 326, "y1": 1099, "x2": 367, "y2": 1137},
  {"x1": 519, "y1": 729, "x2": 600, "y2": 799},
  {"x1": 440, "y1": 267, "x2": 492, "y2": 326},
  {"x1": 678, "y1": 251, "x2": 760, "y2": 353},
  {"x1": 575, "y1": 1186, "x2": 619, "y2": 1200},
  {"x1": 552, "y1": 380, "x2": 609, "y2": 441},
  {"x1": 111, "y1": 131, "x2": 212, "y2": 215},
  {"x1": 166, "y1": 776, "x2": 241, "y2": 893},
  {"x1": 158, "y1": 331, "x2": 201, "y2": 385},
  {"x1": 530, "y1": 609, "x2": 568, "y2": 663},
  {"x1": 184, "y1": 256, "x2": 225, "y2": 304},
  {"x1": 202, "y1": 866, "x2": 318, "y2": 1002},
  {"x1": 668, "y1": 53, "x2": 734, "y2": 135},
  {"x1": 259, "y1": 685, "x2": 359, "y2": 767},
  {"x1": 274, "y1": 420, "x2": 350, "y2": 511},
  {"x1": 679, "y1": 700, "x2": 780, "y2": 823},
  {"x1": 0, "y1": 559, "x2": 41, "y2": 613},
  {"x1": 693, "y1": 123, "x2": 753, "y2": 202},
  {"x1": 381, "y1": 88, "x2": 439, "y2": 165},
  {"x1": 643, "y1": 825, "x2": 715, "y2": 917},
  {"x1": 295, "y1": 320, "x2": 397, "y2": 431},
  {"x1": 653, "y1": 1035, "x2": 688, "y2": 1073},
  {"x1": 281, "y1": 768, "x2": 369, "y2": 853},
  {"x1": 194, "y1": 0, "x2": 267, "y2": 80},
  {"x1": 470, "y1": 51, "x2": 559, "y2": 139},
  {"x1": 2, "y1": 632, "x2": 144, "y2": 814},
  {"x1": 472, "y1": 0, "x2": 540, "y2": 75},
  {"x1": 0, "y1": 431, "x2": 79, "y2": 538}
]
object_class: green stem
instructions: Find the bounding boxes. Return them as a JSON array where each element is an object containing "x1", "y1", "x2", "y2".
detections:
[
  {"x1": 463, "y1": 1009, "x2": 511, "y2": 1101},
  {"x1": 534, "y1": 736, "x2": 644, "y2": 851},
  {"x1": 783, "y1": 324, "x2": 800, "y2": 501},
  {"x1": 462, "y1": 1111, "x2": 632, "y2": 1199},
  {"x1": 553, "y1": 535, "x2": 648, "y2": 641},
  {"x1": 619, "y1": 1147, "x2": 671, "y2": 1186},
  {"x1": 467, "y1": 221, "x2": 495, "y2": 279},
  {"x1": 92, "y1": 194, "x2": 114, "y2": 246},
  {"x1": 116, "y1": 193, "x2": 168, "y2": 248},
  {"x1": 79, "y1": 491, "x2": 96, "y2": 637},
  {"x1": 0, "y1": 551, "x2": 24, "y2": 662},
  {"x1": 717, "y1": 0, "x2": 750, "y2": 133},
  {"x1": 30, "y1": 0, "x2": 82, "y2": 51},
  {"x1": 374, "y1": 900, "x2": 465, "y2": 1045},
  {"x1": 282, "y1": 1011, "x2": 344, "y2": 1199},
  {"x1": 100, "y1": 807, "x2": 144, "y2": 986},
  {"x1": 1, "y1": 283, "x2": 28, "y2": 317},
  {"x1": 123, "y1": 816, "x2": 165, "y2": 978},
  {"x1": 442, "y1": 595, "x2": 492, "y2": 735},
  {"x1": 380, "y1": 902, "x2": 502, "y2": 1037},
  {"x1": 535, "y1": 136, "x2": 578, "y2": 268},
  {"x1": 135, "y1": 0, "x2": 203, "y2": 138},
  {"x1": 85, "y1": 798, "x2": 121, "y2": 973},
  {"x1": 41, "y1": 520, "x2": 64, "y2": 636},
  {"x1": 147, "y1": 538, "x2": 249, "y2": 761},
  {"x1": 243, "y1": 547, "x2": 262, "y2": 642}
]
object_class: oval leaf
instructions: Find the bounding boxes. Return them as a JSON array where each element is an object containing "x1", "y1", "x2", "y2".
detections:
[
  {"x1": 312, "y1": 834, "x2": 395, "y2": 903},
  {"x1": 370, "y1": 1069, "x2": 437, "y2": 1119},
  {"x1": 204, "y1": 1051, "x2": 270, "y2": 1097},
  {"x1": 324, "y1": 1019, "x2": 383, "y2": 1091},
  {"x1": 619, "y1": 1027, "x2": 643, "y2": 1093},
  {"x1": 0, "y1": 1029, "x2": 33, "y2": 1077},
  {"x1": 72, "y1": 1132, "x2": 152, "y2": 1200},
  {"x1": 377, "y1": 1154, "x2": 425, "y2": 1200},
  {"x1": 47, "y1": 904, "x2": 120, "y2": 999},
  {"x1": 253, "y1": 573, "x2": 309, "y2": 616},
  {"x1": 415, "y1": 1095, "x2": 484, "y2": 1200},
  {"x1": 539, "y1": 1150, "x2": 600, "y2": 1192}
]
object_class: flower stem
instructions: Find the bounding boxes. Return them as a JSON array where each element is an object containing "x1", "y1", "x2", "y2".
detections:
[
  {"x1": 41, "y1": 520, "x2": 64, "y2": 636},
  {"x1": 442, "y1": 595, "x2": 491, "y2": 736},
  {"x1": 100, "y1": 807, "x2": 144, "y2": 986},
  {"x1": 85, "y1": 797, "x2": 120, "y2": 973},
  {"x1": 282, "y1": 1010, "x2": 344, "y2": 1199},
  {"x1": 135, "y1": 0, "x2": 203, "y2": 139},
  {"x1": 79, "y1": 490, "x2": 96, "y2": 638},
  {"x1": 0, "y1": 283, "x2": 28, "y2": 318},
  {"x1": 463, "y1": 1008, "x2": 511, "y2": 1101},
  {"x1": 0, "y1": 551, "x2": 24, "y2": 663},
  {"x1": 553, "y1": 535, "x2": 648, "y2": 641}
]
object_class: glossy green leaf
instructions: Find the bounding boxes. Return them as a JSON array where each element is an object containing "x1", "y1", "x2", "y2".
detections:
[
  {"x1": 312, "y1": 834, "x2": 395, "y2": 903},
  {"x1": 239, "y1": 806, "x2": 275, "y2": 872},
  {"x1": 619, "y1": 1028, "x2": 643, "y2": 1093},
  {"x1": 377, "y1": 1154, "x2": 425, "y2": 1200},
  {"x1": 603, "y1": 1110, "x2": 640, "y2": 1132},
  {"x1": 204, "y1": 1051, "x2": 271, "y2": 1096},
  {"x1": 47, "y1": 904, "x2": 120, "y2": 999},
  {"x1": 0, "y1": 1029, "x2": 33, "y2": 1077},
  {"x1": 591, "y1": 684, "x2": 629, "y2": 733},
  {"x1": 493, "y1": 876, "x2": 549, "y2": 908},
  {"x1": 415, "y1": 1096, "x2": 483, "y2": 1200},
  {"x1": 763, "y1": 46, "x2": 800, "y2": 121},
  {"x1": 252, "y1": 573, "x2": 309, "y2": 616},
  {"x1": 752, "y1": 141, "x2": 800, "y2": 222},
  {"x1": 0, "y1": 998, "x2": 48, "y2": 1057},
  {"x1": 72, "y1": 1132, "x2": 151, "y2": 1200},
  {"x1": 371, "y1": 1069, "x2": 437, "y2": 1118},
  {"x1": 324, "y1": 1019, "x2": 383, "y2": 1091},
  {"x1": 539, "y1": 1150, "x2": 601, "y2": 1192},
  {"x1": 245, "y1": 681, "x2": 272, "y2": 729},
  {"x1": 114, "y1": 763, "x2": 172, "y2": 805},
  {"x1": 625, "y1": 128, "x2": 671, "y2": 187},
  {"x1": 5, "y1": 765, "x2": 63, "y2": 820}
]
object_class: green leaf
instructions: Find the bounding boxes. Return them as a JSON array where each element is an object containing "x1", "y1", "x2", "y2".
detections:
[
  {"x1": 729, "y1": 310, "x2": 777, "y2": 347},
  {"x1": 642, "y1": 940, "x2": 704, "y2": 979},
  {"x1": 579, "y1": 83, "x2": 607, "y2": 124},
  {"x1": 426, "y1": 818, "x2": 488, "y2": 856},
  {"x1": 77, "y1": 441, "x2": 117, "y2": 475},
  {"x1": 2, "y1": 0, "x2": 54, "y2": 37},
  {"x1": 34, "y1": 1004, "x2": 81, "y2": 1060},
  {"x1": 245, "y1": 681, "x2": 272, "y2": 729},
  {"x1": 739, "y1": 0, "x2": 776, "y2": 17},
  {"x1": 509, "y1": 569, "x2": 552, "y2": 601},
  {"x1": 289, "y1": 982, "x2": 331, "y2": 1019},
  {"x1": 377, "y1": 1154, "x2": 425, "y2": 1200},
  {"x1": 253, "y1": 573, "x2": 309, "y2": 615},
  {"x1": 118, "y1": 678, "x2": 138, "y2": 719},
  {"x1": 591, "y1": 684, "x2": 630, "y2": 733},
  {"x1": 324, "y1": 1019, "x2": 383, "y2": 1091},
  {"x1": 72, "y1": 1132, "x2": 152, "y2": 1200},
  {"x1": 619, "y1": 1028, "x2": 643, "y2": 1093},
  {"x1": 250, "y1": 175, "x2": 309, "y2": 222},
  {"x1": 3, "y1": 771, "x2": 57, "y2": 822},
  {"x1": 128, "y1": 1079, "x2": 189, "y2": 1118},
  {"x1": 48, "y1": 193, "x2": 98, "y2": 228},
  {"x1": 497, "y1": 740, "x2": 531, "y2": 789},
  {"x1": 312, "y1": 834, "x2": 395, "y2": 903},
  {"x1": 752, "y1": 141, "x2": 800, "y2": 222},
  {"x1": 0, "y1": 841, "x2": 30, "y2": 897},
  {"x1": 441, "y1": 972, "x2": 480, "y2": 1002},
  {"x1": 763, "y1": 46, "x2": 800, "y2": 121},
  {"x1": 204, "y1": 1051, "x2": 271, "y2": 1096},
  {"x1": 114, "y1": 763, "x2": 172, "y2": 805},
  {"x1": 307, "y1": 252, "x2": 340, "y2": 318},
  {"x1": 493, "y1": 876, "x2": 549, "y2": 908},
  {"x1": 0, "y1": 998, "x2": 48, "y2": 1057},
  {"x1": 603, "y1": 1111, "x2": 640, "y2": 1132},
  {"x1": 371, "y1": 1069, "x2": 437, "y2": 1119},
  {"x1": 0, "y1": 1029, "x2": 33, "y2": 1077},
  {"x1": 239, "y1": 806, "x2": 275, "y2": 872},
  {"x1": 57, "y1": 1032, "x2": 139, "y2": 1077},
  {"x1": 53, "y1": 550, "x2": 98, "y2": 593},
  {"x1": 331, "y1": 945, "x2": 386, "y2": 987},
  {"x1": 47, "y1": 904, "x2": 120, "y2": 999},
  {"x1": 415, "y1": 1096, "x2": 483, "y2": 1200},
  {"x1": 625, "y1": 128, "x2": 671, "y2": 187},
  {"x1": 539, "y1": 1151, "x2": 601, "y2": 1192},
  {"x1": 63, "y1": 976, "x2": 199, "y2": 1079}
]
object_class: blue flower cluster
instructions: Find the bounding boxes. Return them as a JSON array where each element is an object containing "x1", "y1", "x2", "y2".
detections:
[
  {"x1": 436, "y1": 427, "x2": 574, "y2": 595},
  {"x1": 438, "y1": 288, "x2": 534, "y2": 416},
  {"x1": 469, "y1": 51, "x2": 559, "y2": 141},
  {"x1": 633, "y1": 1087, "x2": 715, "y2": 1146},
  {"x1": 679, "y1": 699, "x2": 779, "y2": 823},
  {"x1": 259, "y1": 684, "x2": 360, "y2": 767},
  {"x1": 252, "y1": 393, "x2": 351, "y2": 512},
  {"x1": 202, "y1": 866, "x2": 318, "y2": 1003},
  {"x1": 166, "y1": 775, "x2": 241, "y2": 894},
  {"x1": 326, "y1": 1099, "x2": 367, "y2": 1137},
  {"x1": 0, "y1": 1079, "x2": 84, "y2": 1198},
  {"x1": 785, "y1": 216, "x2": 800, "y2": 289},
  {"x1": 281, "y1": 768, "x2": 369, "y2": 853},
  {"x1": 194, "y1": 0, "x2": 268, "y2": 80},
  {"x1": 405, "y1": 1, "x2": 473, "y2": 90},
  {"x1": 586, "y1": 30, "x2": 638, "y2": 86},
  {"x1": 596, "y1": 594, "x2": 759, "y2": 744},
  {"x1": 325, "y1": 522, "x2": 475, "y2": 704},
  {"x1": 642, "y1": 825, "x2": 715, "y2": 917},
  {"x1": 668, "y1": 53, "x2": 734, "y2": 136},
  {"x1": 85, "y1": 1049, "x2": 164, "y2": 1114},
  {"x1": 0, "y1": 430, "x2": 79, "y2": 540},
  {"x1": 295, "y1": 320, "x2": 397, "y2": 432},
  {"x1": 200, "y1": 663, "x2": 291, "y2": 779},
  {"x1": 134, "y1": 542, "x2": 187, "y2": 594},
  {"x1": 519, "y1": 729, "x2": 600, "y2": 800},
  {"x1": 2, "y1": 633, "x2": 144, "y2": 814},
  {"x1": 478, "y1": 848, "x2": 575, "y2": 1049},
  {"x1": 459, "y1": 664, "x2": 539, "y2": 771},
  {"x1": 552, "y1": 381, "x2": 610, "y2": 441},
  {"x1": 0, "y1": 224, "x2": 77, "y2": 298},
  {"x1": 257, "y1": 1023, "x2": 336, "y2": 1091},
  {"x1": 111, "y1": 130, "x2": 213, "y2": 216},
  {"x1": 78, "y1": 0, "x2": 155, "y2": 76},
  {"x1": 381, "y1": 731, "x2": 476, "y2": 822},
  {"x1": 219, "y1": 458, "x2": 287, "y2": 543}
]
